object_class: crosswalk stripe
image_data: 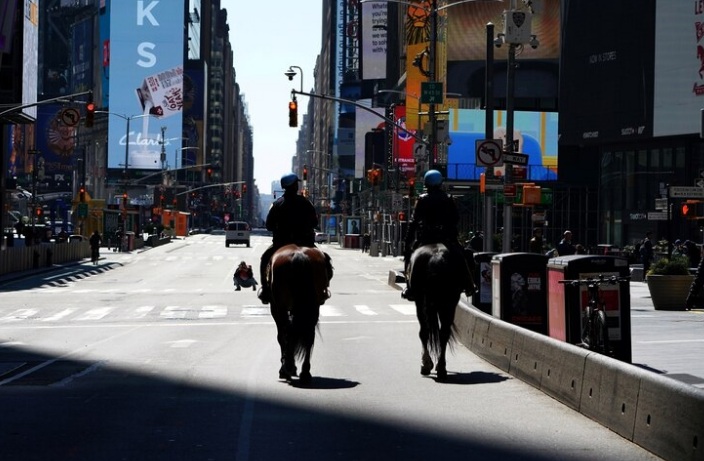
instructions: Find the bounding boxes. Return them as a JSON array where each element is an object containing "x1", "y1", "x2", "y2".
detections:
[
  {"x1": 131, "y1": 306, "x2": 155, "y2": 319},
  {"x1": 43, "y1": 308, "x2": 77, "y2": 322},
  {"x1": 354, "y1": 305, "x2": 378, "y2": 316},
  {"x1": 161, "y1": 306, "x2": 188, "y2": 319},
  {"x1": 199, "y1": 305, "x2": 227, "y2": 319},
  {"x1": 320, "y1": 305, "x2": 344, "y2": 317},
  {"x1": 75, "y1": 307, "x2": 113, "y2": 321},
  {"x1": 389, "y1": 304, "x2": 416, "y2": 316},
  {"x1": 0, "y1": 309, "x2": 39, "y2": 322}
]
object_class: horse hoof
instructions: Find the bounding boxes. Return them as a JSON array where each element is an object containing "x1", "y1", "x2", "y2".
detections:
[
  {"x1": 299, "y1": 371, "x2": 312, "y2": 384},
  {"x1": 436, "y1": 367, "x2": 448, "y2": 380},
  {"x1": 420, "y1": 366, "x2": 432, "y2": 376},
  {"x1": 279, "y1": 367, "x2": 290, "y2": 380}
]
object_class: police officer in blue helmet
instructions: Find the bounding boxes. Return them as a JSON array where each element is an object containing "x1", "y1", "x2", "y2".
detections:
[
  {"x1": 258, "y1": 172, "x2": 332, "y2": 304},
  {"x1": 402, "y1": 169, "x2": 475, "y2": 301}
]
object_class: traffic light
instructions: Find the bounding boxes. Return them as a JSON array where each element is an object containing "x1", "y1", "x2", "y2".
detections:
[
  {"x1": 207, "y1": 167, "x2": 213, "y2": 179},
  {"x1": 367, "y1": 168, "x2": 382, "y2": 186},
  {"x1": 409, "y1": 178, "x2": 416, "y2": 197},
  {"x1": 289, "y1": 99, "x2": 298, "y2": 127},
  {"x1": 85, "y1": 101, "x2": 95, "y2": 128},
  {"x1": 242, "y1": 184, "x2": 247, "y2": 195},
  {"x1": 303, "y1": 165, "x2": 308, "y2": 181},
  {"x1": 398, "y1": 211, "x2": 406, "y2": 222},
  {"x1": 35, "y1": 207, "x2": 43, "y2": 221},
  {"x1": 79, "y1": 185, "x2": 86, "y2": 202},
  {"x1": 682, "y1": 201, "x2": 698, "y2": 219}
]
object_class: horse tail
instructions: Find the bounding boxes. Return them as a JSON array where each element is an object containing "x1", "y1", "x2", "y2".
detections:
[{"x1": 290, "y1": 251, "x2": 319, "y2": 360}]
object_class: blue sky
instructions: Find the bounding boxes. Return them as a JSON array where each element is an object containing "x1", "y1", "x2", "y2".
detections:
[{"x1": 223, "y1": 1, "x2": 322, "y2": 194}]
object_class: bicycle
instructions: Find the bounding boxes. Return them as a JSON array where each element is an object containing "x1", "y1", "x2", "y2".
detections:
[{"x1": 559, "y1": 274, "x2": 630, "y2": 356}]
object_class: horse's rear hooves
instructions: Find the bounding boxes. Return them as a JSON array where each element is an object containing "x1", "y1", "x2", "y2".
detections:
[
  {"x1": 420, "y1": 366, "x2": 432, "y2": 376},
  {"x1": 299, "y1": 371, "x2": 312, "y2": 384}
]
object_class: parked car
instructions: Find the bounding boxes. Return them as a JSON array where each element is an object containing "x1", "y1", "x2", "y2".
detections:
[
  {"x1": 225, "y1": 221, "x2": 250, "y2": 247},
  {"x1": 315, "y1": 232, "x2": 328, "y2": 243}
]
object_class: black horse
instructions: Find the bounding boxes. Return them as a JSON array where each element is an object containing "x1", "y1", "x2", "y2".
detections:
[
  {"x1": 407, "y1": 243, "x2": 473, "y2": 380},
  {"x1": 268, "y1": 244, "x2": 330, "y2": 384}
]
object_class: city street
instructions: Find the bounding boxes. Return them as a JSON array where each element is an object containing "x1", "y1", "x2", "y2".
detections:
[{"x1": 0, "y1": 235, "x2": 665, "y2": 460}]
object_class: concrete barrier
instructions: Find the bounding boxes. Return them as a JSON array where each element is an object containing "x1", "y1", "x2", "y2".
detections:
[
  {"x1": 453, "y1": 302, "x2": 704, "y2": 461},
  {"x1": 633, "y1": 372, "x2": 704, "y2": 461},
  {"x1": 580, "y1": 352, "x2": 641, "y2": 440}
]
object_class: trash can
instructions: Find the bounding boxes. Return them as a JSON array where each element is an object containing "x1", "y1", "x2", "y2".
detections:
[
  {"x1": 547, "y1": 254, "x2": 631, "y2": 363},
  {"x1": 344, "y1": 234, "x2": 360, "y2": 249},
  {"x1": 491, "y1": 252, "x2": 549, "y2": 334},
  {"x1": 472, "y1": 252, "x2": 497, "y2": 314},
  {"x1": 125, "y1": 231, "x2": 135, "y2": 251}
]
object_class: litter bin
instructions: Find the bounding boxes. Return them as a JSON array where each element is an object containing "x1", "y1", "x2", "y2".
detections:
[
  {"x1": 125, "y1": 231, "x2": 135, "y2": 251},
  {"x1": 344, "y1": 234, "x2": 360, "y2": 249},
  {"x1": 547, "y1": 254, "x2": 631, "y2": 363},
  {"x1": 491, "y1": 252, "x2": 549, "y2": 334},
  {"x1": 472, "y1": 252, "x2": 497, "y2": 314}
]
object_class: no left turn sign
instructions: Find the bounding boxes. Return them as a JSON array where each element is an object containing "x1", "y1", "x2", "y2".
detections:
[{"x1": 476, "y1": 139, "x2": 503, "y2": 167}]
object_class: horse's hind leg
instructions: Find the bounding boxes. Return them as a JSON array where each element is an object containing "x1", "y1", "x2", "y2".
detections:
[
  {"x1": 435, "y1": 305, "x2": 457, "y2": 380},
  {"x1": 417, "y1": 302, "x2": 433, "y2": 376},
  {"x1": 272, "y1": 311, "x2": 297, "y2": 380}
]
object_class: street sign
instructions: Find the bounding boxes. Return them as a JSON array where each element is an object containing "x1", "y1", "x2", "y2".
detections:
[
  {"x1": 669, "y1": 186, "x2": 704, "y2": 198},
  {"x1": 413, "y1": 142, "x2": 427, "y2": 160},
  {"x1": 647, "y1": 211, "x2": 669, "y2": 221},
  {"x1": 420, "y1": 81, "x2": 444, "y2": 104},
  {"x1": 654, "y1": 198, "x2": 668, "y2": 211},
  {"x1": 60, "y1": 108, "x2": 80, "y2": 126},
  {"x1": 475, "y1": 139, "x2": 503, "y2": 167},
  {"x1": 503, "y1": 152, "x2": 529, "y2": 165}
]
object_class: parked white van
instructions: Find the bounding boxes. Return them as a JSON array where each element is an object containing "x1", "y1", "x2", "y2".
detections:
[{"x1": 225, "y1": 221, "x2": 250, "y2": 247}]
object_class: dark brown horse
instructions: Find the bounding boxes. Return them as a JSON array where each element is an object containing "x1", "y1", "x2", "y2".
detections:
[
  {"x1": 408, "y1": 243, "x2": 472, "y2": 380},
  {"x1": 268, "y1": 244, "x2": 330, "y2": 384}
]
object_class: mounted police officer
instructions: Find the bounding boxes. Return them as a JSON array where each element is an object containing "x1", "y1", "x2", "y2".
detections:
[
  {"x1": 258, "y1": 172, "x2": 332, "y2": 304},
  {"x1": 402, "y1": 169, "x2": 475, "y2": 301}
]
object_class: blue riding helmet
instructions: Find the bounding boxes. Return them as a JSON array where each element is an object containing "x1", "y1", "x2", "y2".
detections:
[
  {"x1": 280, "y1": 173, "x2": 300, "y2": 188},
  {"x1": 424, "y1": 169, "x2": 443, "y2": 187}
]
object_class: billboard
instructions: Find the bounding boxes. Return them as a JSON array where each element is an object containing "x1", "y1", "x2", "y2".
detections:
[
  {"x1": 108, "y1": 0, "x2": 185, "y2": 172},
  {"x1": 22, "y1": 0, "x2": 38, "y2": 120},
  {"x1": 360, "y1": 2, "x2": 387, "y2": 80},
  {"x1": 654, "y1": 1, "x2": 703, "y2": 136},
  {"x1": 447, "y1": 109, "x2": 558, "y2": 181},
  {"x1": 447, "y1": 0, "x2": 560, "y2": 61},
  {"x1": 33, "y1": 103, "x2": 78, "y2": 193},
  {"x1": 71, "y1": 17, "x2": 93, "y2": 94}
]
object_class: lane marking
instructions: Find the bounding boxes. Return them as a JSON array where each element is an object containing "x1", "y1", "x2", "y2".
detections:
[{"x1": 389, "y1": 304, "x2": 416, "y2": 316}]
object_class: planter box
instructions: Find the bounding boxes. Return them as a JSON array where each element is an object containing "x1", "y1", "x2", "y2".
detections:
[{"x1": 646, "y1": 274, "x2": 695, "y2": 311}]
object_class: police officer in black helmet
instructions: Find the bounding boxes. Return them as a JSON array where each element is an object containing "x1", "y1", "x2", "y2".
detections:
[
  {"x1": 258, "y1": 172, "x2": 325, "y2": 304},
  {"x1": 402, "y1": 169, "x2": 475, "y2": 301}
]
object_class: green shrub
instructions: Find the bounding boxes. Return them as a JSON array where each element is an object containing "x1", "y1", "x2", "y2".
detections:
[{"x1": 647, "y1": 256, "x2": 690, "y2": 275}]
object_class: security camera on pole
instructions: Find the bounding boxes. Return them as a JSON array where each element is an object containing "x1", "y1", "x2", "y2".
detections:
[{"x1": 494, "y1": 0, "x2": 539, "y2": 252}]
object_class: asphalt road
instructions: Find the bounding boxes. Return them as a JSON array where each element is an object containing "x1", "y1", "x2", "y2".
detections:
[{"x1": 0, "y1": 235, "x2": 668, "y2": 460}]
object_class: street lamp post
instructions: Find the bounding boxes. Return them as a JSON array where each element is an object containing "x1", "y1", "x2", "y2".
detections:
[{"x1": 493, "y1": 0, "x2": 539, "y2": 251}]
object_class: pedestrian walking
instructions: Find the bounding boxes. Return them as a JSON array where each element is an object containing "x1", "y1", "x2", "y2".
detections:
[
  {"x1": 640, "y1": 231, "x2": 654, "y2": 276},
  {"x1": 89, "y1": 230, "x2": 102, "y2": 265}
]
